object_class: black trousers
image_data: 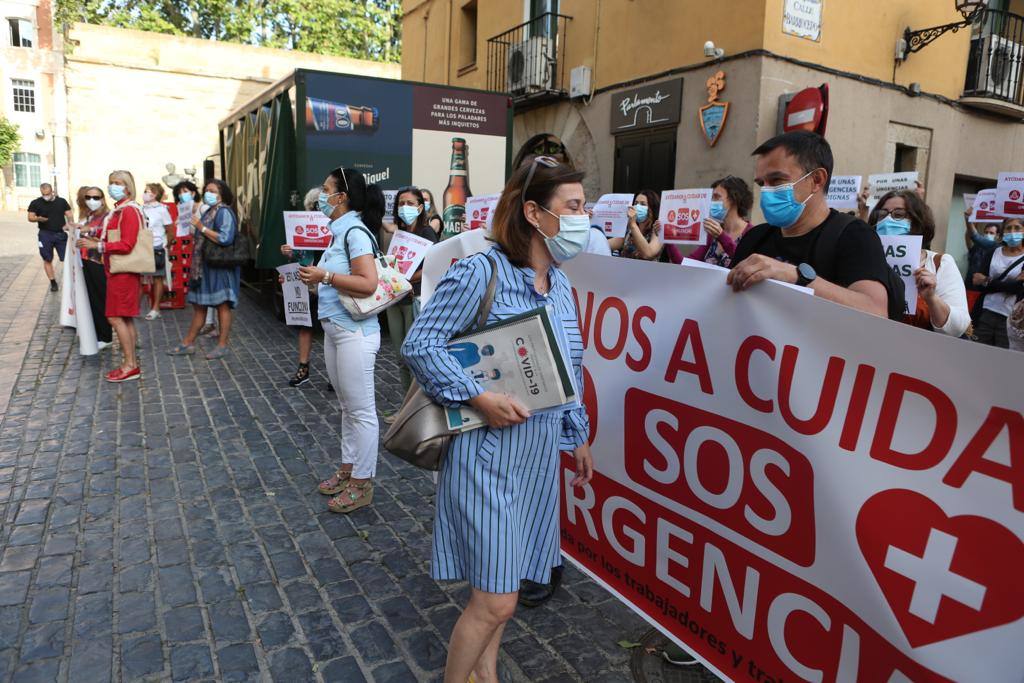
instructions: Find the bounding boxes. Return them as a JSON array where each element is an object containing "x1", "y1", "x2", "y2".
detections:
[
  {"x1": 974, "y1": 309, "x2": 1009, "y2": 349},
  {"x1": 82, "y1": 260, "x2": 113, "y2": 344}
]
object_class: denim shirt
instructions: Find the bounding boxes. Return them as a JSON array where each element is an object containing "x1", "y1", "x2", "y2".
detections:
[{"x1": 317, "y1": 211, "x2": 380, "y2": 335}]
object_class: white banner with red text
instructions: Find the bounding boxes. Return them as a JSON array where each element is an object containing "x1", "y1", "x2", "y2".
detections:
[{"x1": 559, "y1": 254, "x2": 1023, "y2": 683}]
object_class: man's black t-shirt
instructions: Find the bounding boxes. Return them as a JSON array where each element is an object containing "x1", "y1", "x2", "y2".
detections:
[
  {"x1": 28, "y1": 196, "x2": 72, "y2": 233},
  {"x1": 735, "y1": 209, "x2": 891, "y2": 288}
]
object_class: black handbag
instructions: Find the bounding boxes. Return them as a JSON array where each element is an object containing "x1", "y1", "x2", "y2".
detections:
[{"x1": 202, "y1": 206, "x2": 253, "y2": 268}]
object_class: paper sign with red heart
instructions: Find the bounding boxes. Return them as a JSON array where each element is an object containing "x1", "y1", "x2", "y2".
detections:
[{"x1": 856, "y1": 489, "x2": 1024, "y2": 648}]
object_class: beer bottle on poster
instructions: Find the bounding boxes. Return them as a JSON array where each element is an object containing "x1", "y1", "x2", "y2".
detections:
[
  {"x1": 306, "y1": 97, "x2": 380, "y2": 133},
  {"x1": 442, "y1": 138, "x2": 471, "y2": 240}
]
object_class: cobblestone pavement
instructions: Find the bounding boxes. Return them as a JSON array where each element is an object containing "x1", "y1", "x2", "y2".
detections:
[{"x1": 0, "y1": 274, "x2": 652, "y2": 682}]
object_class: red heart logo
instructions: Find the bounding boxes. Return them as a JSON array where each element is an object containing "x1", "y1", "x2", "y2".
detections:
[{"x1": 856, "y1": 489, "x2": 1024, "y2": 648}]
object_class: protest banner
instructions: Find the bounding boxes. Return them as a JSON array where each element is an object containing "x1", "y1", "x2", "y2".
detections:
[
  {"x1": 59, "y1": 230, "x2": 99, "y2": 355},
  {"x1": 880, "y1": 235, "x2": 922, "y2": 315},
  {"x1": 995, "y1": 172, "x2": 1024, "y2": 217},
  {"x1": 465, "y1": 193, "x2": 501, "y2": 231},
  {"x1": 963, "y1": 193, "x2": 977, "y2": 215},
  {"x1": 867, "y1": 172, "x2": 918, "y2": 213},
  {"x1": 383, "y1": 190, "x2": 398, "y2": 227},
  {"x1": 970, "y1": 189, "x2": 1003, "y2": 223},
  {"x1": 560, "y1": 254, "x2": 1023, "y2": 683},
  {"x1": 387, "y1": 230, "x2": 434, "y2": 277},
  {"x1": 276, "y1": 263, "x2": 312, "y2": 327},
  {"x1": 283, "y1": 211, "x2": 332, "y2": 250},
  {"x1": 660, "y1": 189, "x2": 712, "y2": 245},
  {"x1": 592, "y1": 194, "x2": 634, "y2": 237},
  {"x1": 60, "y1": 240, "x2": 76, "y2": 328},
  {"x1": 420, "y1": 229, "x2": 491, "y2": 302},
  {"x1": 826, "y1": 175, "x2": 861, "y2": 211}
]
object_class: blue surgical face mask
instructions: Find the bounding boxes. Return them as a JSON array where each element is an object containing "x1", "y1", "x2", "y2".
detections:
[
  {"x1": 318, "y1": 191, "x2": 339, "y2": 217},
  {"x1": 710, "y1": 200, "x2": 727, "y2": 221},
  {"x1": 1005, "y1": 232, "x2": 1024, "y2": 247},
  {"x1": 178, "y1": 192, "x2": 193, "y2": 204},
  {"x1": 424, "y1": 200, "x2": 432, "y2": 213},
  {"x1": 875, "y1": 216, "x2": 912, "y2": 236},
  {"x1": 108, "y1": 184, "x2": 125, "y2": 201},
  {"x1": 203, "y1": 191, "x2": 219, "y2": 207},
  {"x1": 976, "y1": 233, "x2": 999, "y2": 247},
  {"x1": 634, "y1": 204, "x2": 649, "y2": 223},
  {"x1": 539, "y1": 207, "x2": 591, "y2": 262},
  {"x1": 759, "y1": 170, "x2": 815, "y2": 229},
  {"x1": 398, "y1": 205, "x2": 421, "y2": 226}
]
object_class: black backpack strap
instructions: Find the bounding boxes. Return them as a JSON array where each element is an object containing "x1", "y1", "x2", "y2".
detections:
[
  {"x1": 732, "y1": 223, "x2": 774, "y2": 265},
  {"x1": 808, "y1": 210, "x2": 857, "y2": 281}
]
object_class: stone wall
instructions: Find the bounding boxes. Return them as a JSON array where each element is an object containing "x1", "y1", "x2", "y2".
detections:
[{"x1": 64, "y1": 24, "x2": 400, "y2": 203}]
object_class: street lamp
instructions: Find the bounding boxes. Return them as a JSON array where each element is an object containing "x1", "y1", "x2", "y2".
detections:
[{"x1": 902, "y1": 0, "x2": 987, "y2": 57}]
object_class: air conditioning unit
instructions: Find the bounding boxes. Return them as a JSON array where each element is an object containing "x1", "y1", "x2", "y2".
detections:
[
  {"x1": 506, "y1": 36, "x2": 554, "y2": 94},
  {"x1": 978, "y1": 34, "x2": 1024, "y2": 98}
]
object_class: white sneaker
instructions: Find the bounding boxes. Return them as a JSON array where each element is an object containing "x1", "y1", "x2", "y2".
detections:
[
  {"x1": 145, "y1": 309, "x2": 161, "y2": 321},
  {"x1": 97, "y1": 341, "x2": 111, "y2": 350}
]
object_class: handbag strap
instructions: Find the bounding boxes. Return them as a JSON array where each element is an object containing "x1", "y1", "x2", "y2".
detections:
[
  {"x1": 990, "y1": 253, "x2": 1024, "y2": 284},
  {"x1": 463, "y1": 254, "x2": 498, "y2": 334},
  {"x1": 342, "y1": 224, "x2": 384, "y2": 261}
]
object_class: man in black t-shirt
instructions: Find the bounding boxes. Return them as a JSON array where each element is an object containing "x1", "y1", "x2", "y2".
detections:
[
  {"x1": 27, "y1": 183, "x2": 73, "y2": 292},
  {"x1": 728, "y1": 132, "x2": 891, "y2": 317}
]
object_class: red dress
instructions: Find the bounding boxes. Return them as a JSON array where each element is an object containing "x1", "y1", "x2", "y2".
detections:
[{"x1": 103, "y1": 201, "x2": 143, "y2": 318}]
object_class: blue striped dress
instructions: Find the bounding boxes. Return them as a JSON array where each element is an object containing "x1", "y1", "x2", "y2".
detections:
[{"x1": 402, "y1": 245, "x2": 589, "y2": 594}]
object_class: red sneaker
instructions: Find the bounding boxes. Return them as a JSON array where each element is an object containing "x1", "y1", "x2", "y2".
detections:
[
  {"x1": 104, "y1": 368, "x2": 124, "y2": 382},
  {"x1": 120, "y1": 367, "x2": 141, "y2": 381}
]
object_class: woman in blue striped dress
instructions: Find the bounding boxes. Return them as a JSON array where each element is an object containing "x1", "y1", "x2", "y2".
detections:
[{"x1": 403, "y1": 157, "x2": 594, "y2": 683}]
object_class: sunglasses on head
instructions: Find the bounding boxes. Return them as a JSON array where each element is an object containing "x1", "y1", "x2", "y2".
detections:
[
  {"x1": 522, "y1": 155, "x2": 560, "y2": 202},
  {"x1": 531, "y1": 141, "x2": 565, "y2": 156}
]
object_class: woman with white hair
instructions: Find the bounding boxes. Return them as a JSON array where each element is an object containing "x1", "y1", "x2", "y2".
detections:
[{"x1": 76, "y1": 170, "x2": 144, "y2": 382}]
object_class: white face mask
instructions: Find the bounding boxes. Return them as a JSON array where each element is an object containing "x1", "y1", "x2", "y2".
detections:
[
  {"x1": 537, "y1": 206, "x2": 591, "y2": 262},
  {"x1": 142, "y1": 191, "x2": 156, "y2": 203},
  {"x1": 85, "y1": 198, "x2": 103, "y2": 211}
]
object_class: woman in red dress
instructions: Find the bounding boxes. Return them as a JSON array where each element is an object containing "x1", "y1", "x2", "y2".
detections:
[{"x1": 79, "y1": 170, "x2": 143, "y2": 382}]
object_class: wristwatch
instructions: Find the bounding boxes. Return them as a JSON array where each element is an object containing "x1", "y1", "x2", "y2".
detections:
[
  {"x1": 321, "y1": 270, "x2": 332, "y2": 285},
  {"x1": 796, "y1": 262, "x2": 817, "y2": 287}
]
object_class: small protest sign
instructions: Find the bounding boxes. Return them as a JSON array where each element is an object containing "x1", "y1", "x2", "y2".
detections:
[
  {"x1": 827, "y1": 175, "x2": 862, "y2": 210},
  {"x1": 283, "y1": 211, "x2": 331, "y2": 250},
  {"x1": 880, "y1": 234, "x2": 922, "y2": 315},
  {"x1": 276, "y1": 262, "x2": 312, "y2": 327},
  {"x1": 465, "y1": 193, "x2": 500, "y2": 231},
  {"x1": 592, "y1": 194, "x2": 634, "y2": 237},
  {"x1": 658, "y1": 189, "x2": 712, "y2": 245}
]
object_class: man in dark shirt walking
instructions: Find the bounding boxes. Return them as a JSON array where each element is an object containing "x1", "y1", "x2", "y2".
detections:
[{"x1": 27, "y1": 183, "x2": 73, "y2": 292}]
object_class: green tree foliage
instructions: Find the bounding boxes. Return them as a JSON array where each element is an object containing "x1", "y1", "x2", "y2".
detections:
[
  {"x1": 0, "y1": 116, "x2": 20, "y2": 168},
  {"x1": 55, "y1": 0, "x2": 401, "y2": 62}
]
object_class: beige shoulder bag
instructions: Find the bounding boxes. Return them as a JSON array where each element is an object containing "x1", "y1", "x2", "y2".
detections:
[
  {"x1": 108, "y1": 204, "x2": 155, "y2": 274},
  {"x1": 383, "y1": 254, "x2": 497, "y2": 471}
]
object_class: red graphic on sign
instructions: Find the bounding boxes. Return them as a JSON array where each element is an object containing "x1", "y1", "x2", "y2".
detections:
[
  {"x1": 624, "y1": 389, "x2": 816, "y2": 565},
  {"x1": 293, "y1": 222, "x2": 331, "y2": 249},
  {"x1": 856, "y1": 489, "x2": 1024, "y2": 647}
]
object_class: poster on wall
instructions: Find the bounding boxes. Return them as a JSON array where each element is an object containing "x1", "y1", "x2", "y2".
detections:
[
  {"x1": 411, "y1": 86, "x2": 509, "y2": 239},
  {"x1": 560, "y1": 254, "x2": 1024, "y2": 683},
  {"x1": 783, "y1": 0, "x2": 823, "y2": 41},
  {"x1": 659, "y1": 189, "x2": 712, "y2": 245}
]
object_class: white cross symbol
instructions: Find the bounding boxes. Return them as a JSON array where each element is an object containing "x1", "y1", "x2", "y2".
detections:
[{"x1": 883, "y1": 528, "x2": 986, "y2": 624}]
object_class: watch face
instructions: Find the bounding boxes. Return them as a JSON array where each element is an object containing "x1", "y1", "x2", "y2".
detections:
[{"x1": 798, "y1": 263, "x2": 816, "y2": 282}]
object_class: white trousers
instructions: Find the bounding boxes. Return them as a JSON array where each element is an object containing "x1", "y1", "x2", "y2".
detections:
[{"x1": 322, "y1": 321, "x2": 381, "y2": 478}]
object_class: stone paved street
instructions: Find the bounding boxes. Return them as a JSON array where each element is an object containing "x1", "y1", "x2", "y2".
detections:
[{"x1": 0, "y1": 253, "x2": 651, "y2": 681}]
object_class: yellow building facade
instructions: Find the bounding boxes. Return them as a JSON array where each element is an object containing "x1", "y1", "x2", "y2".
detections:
[{"x1": 402, "y1": 0, "x2": 1024, "y2": 265}]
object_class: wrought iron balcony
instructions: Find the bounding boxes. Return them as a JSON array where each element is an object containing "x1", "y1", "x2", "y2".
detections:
[
  {"x1": 962, "y1": 9, "x2": 1024, "y2": 117},
  {"x1": 486, "y1": 13, "x2": 571, "y2": 108}
]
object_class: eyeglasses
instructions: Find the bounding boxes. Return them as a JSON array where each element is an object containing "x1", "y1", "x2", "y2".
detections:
[
  {"x1": 875, "y1": 208, "x2": 909, "y2": 220},
  {"x1": 522, "y1": 155, "x2": 559, "y2": 203},
  {"x1": 85, "y1": 195, "x2": 103, "y2": 200}
]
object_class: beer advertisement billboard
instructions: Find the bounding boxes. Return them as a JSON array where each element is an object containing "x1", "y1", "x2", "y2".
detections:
[
  {"x1": 301, "y1": 71, "x2": 414, "y2": 192},
  {"x1": 411, "y1": 86, "x2": 509, "y2": 239}
]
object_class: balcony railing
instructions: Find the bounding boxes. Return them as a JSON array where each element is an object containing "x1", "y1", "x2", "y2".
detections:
[
  {"x1": 486, "y1": 13, "x2": 571, "y2": 107},
  {"x1": 963, "y1": 8, "x2": 1024, "y2": 115}
]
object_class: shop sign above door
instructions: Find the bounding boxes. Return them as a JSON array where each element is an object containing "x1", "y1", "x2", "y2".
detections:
[{"x1": 610, "y1": 79, "x2": 682, "y2": 133}]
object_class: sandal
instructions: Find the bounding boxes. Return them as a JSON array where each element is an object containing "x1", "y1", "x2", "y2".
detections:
[
  {"x1": 289, "y1": 364, "x2": 311, "y2": 387},
  {"x1": 318, "y1": 467, "x2": 352, "y2": 495},
  {"x1": 166, "y1": 344, "x2": 195, "y2": 356},
  {"x1": 328, "y1": 480, "x2": 373, "y2": 514}
]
